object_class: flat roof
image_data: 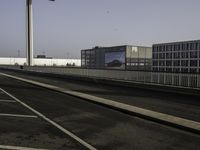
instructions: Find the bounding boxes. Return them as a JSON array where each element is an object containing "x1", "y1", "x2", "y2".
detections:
[
  {"x1": 153, "y1": 39, "x2": 200, "y2": 46},
  {"x1": 81, "y1": 45, "x2": 151, "y2": 51}
]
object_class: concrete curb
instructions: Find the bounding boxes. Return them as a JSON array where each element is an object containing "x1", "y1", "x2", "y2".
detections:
[{"x1": 1, "y1": 72, "x2": 200, "y2": 135}]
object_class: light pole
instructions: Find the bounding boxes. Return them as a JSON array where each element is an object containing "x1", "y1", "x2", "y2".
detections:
[{"x1": 26, "y1": 0, "x2": 55, "y2": 66}]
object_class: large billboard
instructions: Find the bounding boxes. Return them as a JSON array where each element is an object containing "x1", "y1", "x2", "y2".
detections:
[{"x1": 105, "y1": 51, "x2": 125, "y2": 69}]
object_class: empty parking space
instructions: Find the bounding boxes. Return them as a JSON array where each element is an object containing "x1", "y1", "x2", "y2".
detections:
[
  {"x1": 0, "y1": 102, "x2": 36, "y2": 116},
  {"x1": 0, "y1": 116, "x2": 85, "y2": 150},
  {"x1": 0, "y1": 92, "x2": 14, "y2": 100},
  {"x1": 0, "y1": 88, "x2": 87, "y2": 150}
]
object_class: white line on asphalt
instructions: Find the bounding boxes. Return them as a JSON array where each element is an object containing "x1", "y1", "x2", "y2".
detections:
[
  {"x1": 0, "y1": 88, "x2": 97, "y2": 150},
  {"x1": 0, "y1": 100, "x2": 16, "y2": 103},
  {"x1": 0, "y1": 145, "x2": 49, "y2": 150},
  {"x1": 1, "y1": 73, "x2": 199, "y2": 134},
  {"x1": 0, "y1": 113, "x2": 38, "y2": 118}
]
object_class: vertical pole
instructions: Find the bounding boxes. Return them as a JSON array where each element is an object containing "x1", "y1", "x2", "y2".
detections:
[{"x1": 26, "y1": 0, "x2": 33, "y2": 66}]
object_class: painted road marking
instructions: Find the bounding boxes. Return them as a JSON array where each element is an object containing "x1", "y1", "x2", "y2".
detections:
[
  {"x1": 0, "y1": 100, "x2": 16, "y2": 103},
  {"x1": 1, "y1": 73, "x2": 199, "y2": 135},
  {"x1": 0, "y1": 145, "x2": 49, "y2": 150},
  {"x1": 0, "y1": 113, "x2": 38, "y2": 118},
  {"x1": 0, "y1": 88, "x2": 97, "y2": 150}
]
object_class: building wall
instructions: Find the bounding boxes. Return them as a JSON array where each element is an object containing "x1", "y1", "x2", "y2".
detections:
[
  {"x1": 81, "y1": 45, "x2": 152, "y2": 71},
  {"x1": 152, "y1": 40, "x2": 200, "y2": 73},
  {"x1": 126, "y1": 46, "x2": 152, "y2": 71},
  {"x1": 0, "y1": 57, "x2": 81, "y2": 66},
  {"x1": 81, "y1": 46, "x2": 126, "y2": 69}
]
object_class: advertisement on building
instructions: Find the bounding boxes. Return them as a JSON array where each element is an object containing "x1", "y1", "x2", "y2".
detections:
[{"x1": 105, "y1": 51, "x2": 125, "y2": 69}]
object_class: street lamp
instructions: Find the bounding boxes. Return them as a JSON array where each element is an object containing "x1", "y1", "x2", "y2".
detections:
[{"x1": 26, "y1": 0, "x2": 55, "y2": 66}]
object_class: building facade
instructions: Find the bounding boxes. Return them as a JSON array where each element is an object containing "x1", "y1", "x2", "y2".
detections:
[
  {"x1": 81, "y1": 45, "x2": 152, "y2": 70},
  {"x1": 152, "y1": 40, "x2": 200, "y2": 73}
]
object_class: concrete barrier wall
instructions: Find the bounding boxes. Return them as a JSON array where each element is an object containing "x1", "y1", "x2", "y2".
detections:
[{"x1": 1, "y1": 65, "x2": 200, "y2": 89}]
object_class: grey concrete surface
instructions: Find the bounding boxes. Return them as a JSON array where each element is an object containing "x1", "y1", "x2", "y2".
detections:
[
  {"x1": 1, "y1": 72, "x2": 200, "y2": 134},
  {"x1": 0, "y1": 74, "x2": 199, "y2": 150},
  {"x1": 1, "y1": 69, "x2": 199, "y2": 123},
  {"x1": 0, "y1": 84, "x2": 88, "y2": 150}
]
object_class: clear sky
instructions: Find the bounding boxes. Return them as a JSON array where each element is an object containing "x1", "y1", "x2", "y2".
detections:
[{"x1": 0, "y1": 0, "x2": 200, "y2": 58}]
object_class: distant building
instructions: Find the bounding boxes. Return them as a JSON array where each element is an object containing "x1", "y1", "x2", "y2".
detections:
[
  {"x1": 81, "y1": 45, "x2": 152, "y2": 71},
  {"x1": 36, "y1": 55, "x2": 47, "y2": 58},
  {"x1": 0, "y1": 57, "x2": 81, "y2": 67},
  {"x1": 152, "y1": 40, "x2": 200, "y2": 73},
  {"x1": 36, "y1": 55, "x2": 52, "y2": 59}
]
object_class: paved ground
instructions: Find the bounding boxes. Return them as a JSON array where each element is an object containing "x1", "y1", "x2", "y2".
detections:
[
  {"x1": 0, "y1": 82, "x2": 86, "y2": 150},
  {"x1": 1, "y1": 69, "x2": 200, "y2": 122},
  {"x1": 0, "y1": 71, "x2": 199, "y2": 150}
]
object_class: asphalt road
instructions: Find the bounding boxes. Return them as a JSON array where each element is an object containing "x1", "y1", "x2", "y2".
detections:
[
  {"x1": 1, "y1": 69, "x2": 200, "y2": 122},
  {"x1": 0, "y1": 71, "x2": 199, "y2": 149}
]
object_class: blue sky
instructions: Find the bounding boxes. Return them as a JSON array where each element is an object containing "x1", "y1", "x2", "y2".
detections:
[{"x1": 0, "y1": 0, "x2": 200, "y2": 58}]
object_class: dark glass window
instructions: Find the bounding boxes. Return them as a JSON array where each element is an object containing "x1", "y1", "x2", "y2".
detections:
[
  {"x1": 173, "y1": 68, "x2": 180, "y2": 73},
  {"x1": 190, "y1": 68, "x2": 197, "y2": 73},
  {"x1": 173, "y1": 52, "x2": 180, "y2": 58},
  {"x1": 173, "y1": 60, "x2": 180, "y2": 66},
  {"x1": 181, "y1": 52, "x2": 189, "y2": 58},
  {"x1": 166, "y1": 53, "x2": 172, "y2": 59},
  {"x1": 186, "y1": 43, "x2": 189, "y2": 50},
  {"x1": 195, "y1": 43, "x2": 198, "y2": 50},
  {"x1": 181, "y1": 68, "x2": 188, "y2": 73},
  {"x1": 153, "y1": 53, "x2": 158, "y2": 59},
  {"x1": 181, "y1": 60, "x2": 189, "y2": 66},
  {"x1": 166, "y1": 60, "x2": 172, "y2": 66},
  {"x1": 159, "y1": 60, "x2": 165, "y2": 66},
  {"x1": 190, "y1": 60, "x2": 198, "y2": 66},
  {"x1": 190, "y1": 51, "x2": 198, "y2": 58},
  {"x1": 153, "y1": 61, "x2": 158, "y2": 66},
  {"x1": 166, "y1": 68, "x2": 172, "y2": 72}
]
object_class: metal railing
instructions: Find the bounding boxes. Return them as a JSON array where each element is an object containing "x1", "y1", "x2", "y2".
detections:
[{"x1": 1, "y1": 65, "x2": 200, "y2": 89}]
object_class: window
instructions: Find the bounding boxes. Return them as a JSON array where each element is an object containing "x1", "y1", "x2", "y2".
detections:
[
  {"x1": 166, "y1": 68, "x2": 172, "y2": 72},
  {"x1": 159, "y1": 60, "x2": 165, "y2": 66},
  {"x1": 195, "y1": 43, "x2": 198, "y2": 50},
  {"x1": 190, "y1": 51, "x2": 198, "y2": 58},
  {"x1": 177, "y1": 44, "x2": 181, "y2": 51},
  {"x1": 166, "y1": 53, "x2": 172, "y2": 59},
  {"x1": 181, "y1": 60, "x2": 188, "y2": 66},
  {"x1": 190, "y1": 60, "x2": 197, "y2": 66},
  {"x1": 159, "y1": 53, "x2": 165, "y2": 59},
  {"x1": 173, "y1": 60, "x2": 180, "y2": 66},
  {"x1": 173, "y1": 52, "x2": 180, "y2": 58},
  {"x1": 153, "y1": 53, "x2": 158, "y2": 59},
  {"x1": 190, "y1": 68, "x2": 197, "y2": 73},
  {"x1": 181, "y1": 52, "x2": 189, "y2": 58},
  {"x1": 166, "y1": 61, "x2": 172, "y2": 66},
  {"x1": 153, "y1": 61, "x2": 158, "y2": 66},
  {"x1": 173, "y1": 68, "x2": 180, "y2": 73},
  {"x1": 181, "y1": 68, "x2": 188, "y2": 73}
]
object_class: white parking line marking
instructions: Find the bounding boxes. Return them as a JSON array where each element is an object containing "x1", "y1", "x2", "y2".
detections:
[
  {"x1": 0, "y1": 145, "x2": 49, "y2": 150},
  {"x1": 0, "y1": 100, "x2": 16, "y2": 103},
  {"x1": 0, "y1": 88, "x2": 97, "y2": 150},
  {"x1": 0, "y1": 113, "x2": 38, "y2": 118}
]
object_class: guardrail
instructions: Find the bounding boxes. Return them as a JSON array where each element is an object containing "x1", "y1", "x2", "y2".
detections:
[{"x1": 1, "y1": 65, "x2": 200, "y2": 89}]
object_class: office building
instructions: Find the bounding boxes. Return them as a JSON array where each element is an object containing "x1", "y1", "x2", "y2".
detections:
[
  {"x1": 152, "y1": 40, "x2": 200, "y2": 73},
  {"x1": 81, "y1": 45, "x2": 152, "y2": 70}
]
